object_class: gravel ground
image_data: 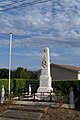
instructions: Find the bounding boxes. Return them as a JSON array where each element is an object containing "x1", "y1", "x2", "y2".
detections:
[
  {"x1": 0, "y1": 101, "x2": 15, "y2": 113},
  {"x1": 0, "y1": 104, "x2": 8, "y2": 113},
  {"x1": 0, "y1": 103, "x2": 80, "y2": 120},
  {"x1": 40, "y1": 107, "x2": 80, "y2": 120}
]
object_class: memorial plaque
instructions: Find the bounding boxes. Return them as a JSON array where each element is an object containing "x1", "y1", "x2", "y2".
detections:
[{"x1": 40, "y1": 76, "x2": 49, "y2": 87}]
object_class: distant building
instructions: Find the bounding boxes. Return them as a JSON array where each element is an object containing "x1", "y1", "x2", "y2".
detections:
[{"x1": 50, "y1": 63, "x2": 80, "y2": 80}]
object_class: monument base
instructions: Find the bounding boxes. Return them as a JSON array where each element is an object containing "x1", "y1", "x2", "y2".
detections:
[
  {"x1": 37, "y1": 87, "x2": 53, "y2": 93},
  {"x1": 35, "y1": 92, "x2": 55, "y2": 101},
  {"x1": 69, "y1": 104, "x2": 75, "y2": 109},
  {"x1": 37, "y1": 75, "x2": 53, "y2": 93}
]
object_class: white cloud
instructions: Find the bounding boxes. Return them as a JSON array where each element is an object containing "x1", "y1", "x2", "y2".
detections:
[
  {"x1": 0, "y1": 0, "x2": 80, "y2": 69},
  {"x1": 27, "y1": 65, "x2": 41, "y2": 71},
  {"x1": 0, "y1": 39, "x2": 9, "y2": 47},
  {"x1": 12, "y1": 51, "x2": 42, "y2": 57},
  {"x1": 50, "y1": 52, "x2": 59, "y2": 57},
  {"x1": 0, "y1": 0, "x2": 80, "y2": 48},
  {"x1": 12, "y1": 52, "x2": 32, "y2": 57}
]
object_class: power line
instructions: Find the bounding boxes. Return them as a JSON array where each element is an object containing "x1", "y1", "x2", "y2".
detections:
[
  {"x1": 20, "y1": 0, "x2": 52, "y2": 7},
  {"x1": 0, "y1": 32, "x2": 34, "y2": 37},
  {"x1": 0, "y1": 0, "x2": 52, "y2": 12},
  {"x1": 0, "y1": 0, "x2": 27, "y2": 8},
  {"x1": 0, "y1": 33, "x2": 9, "y2": 35}
]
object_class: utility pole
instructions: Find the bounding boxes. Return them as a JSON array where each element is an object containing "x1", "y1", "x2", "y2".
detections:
[{"x1": 9, "y1": 32, "x2": 12, "y2": 96}]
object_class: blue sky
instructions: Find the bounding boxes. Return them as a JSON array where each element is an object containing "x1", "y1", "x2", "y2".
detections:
[{"x1": 0, "y1": 0, "x2": 80, "y2": 70}]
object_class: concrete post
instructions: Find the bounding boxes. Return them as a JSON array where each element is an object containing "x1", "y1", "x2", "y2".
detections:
[
  {"x1": 1, "y1": 86, "x2": 5, "y2": 103},
  {"x1": 69, "y1": 87, "x2": 75, "y2": 109},
  {"x1": 29, "y1": 84, "x2": 31, "y2": 95}
]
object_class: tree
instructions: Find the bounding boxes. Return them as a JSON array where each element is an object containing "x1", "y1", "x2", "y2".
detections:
[
  {"x1": 27, "y1": 70, "x2": 37, "y2": 79},
  {"x1": 0, "y1": 68, "x2": 9, "y2": 78},
  {"x1": 13, "y1": 67, "x2": 27, "y2": 78},
  {"x1": 0, "y1": 67, "x2": 38, "y2": 79}
]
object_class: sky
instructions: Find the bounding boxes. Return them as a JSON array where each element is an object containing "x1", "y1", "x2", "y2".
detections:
[{"x1": 0, "y1": 0, "x2": 80, "y2": 71}]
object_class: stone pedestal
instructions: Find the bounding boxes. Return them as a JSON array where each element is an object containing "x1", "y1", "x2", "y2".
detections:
[
  {"x1": 38, "y1": 74, "x2": 53, "y2": 93},
  {"x1": 37, "y1": 47, "x2": 53, "y2": 93}
]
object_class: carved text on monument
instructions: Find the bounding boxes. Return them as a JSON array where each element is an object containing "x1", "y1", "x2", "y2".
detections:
[
  {"x1": 40, "y1": 76, "x2": 49, "y2": 87},
  {"x1": 41, "y1": 68, "x2": 48, "y2": 75}
]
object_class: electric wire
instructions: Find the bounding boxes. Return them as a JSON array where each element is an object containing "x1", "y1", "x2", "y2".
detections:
[
  {"x1": 0, "y1": 33, "x2": 10, "y2": 35},
  {"x1": 0, "y1": 0, "x2": 27, "y2": 8},
  {"x1": 0, "y1": 0, "x2": 52, "y2": 12}
]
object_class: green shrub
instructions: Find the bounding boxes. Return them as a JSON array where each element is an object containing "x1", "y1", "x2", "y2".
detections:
[
  {"x1": 0, "y1": 79, "x2": 80, "y2": 97},
  {"x1": 52, "y1": 80, "x2": 80, "y2": 95},
  {"x1": 0, "y1": 79, "x2": 9, "y2": 91}
]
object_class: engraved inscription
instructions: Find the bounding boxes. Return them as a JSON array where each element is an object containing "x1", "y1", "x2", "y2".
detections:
[
  {"x1": 41, "y1": 68, "x2": 48, "y2": 75},
  {"x1": 40, "y1": 78, "x2": 48, "y2": 87}
]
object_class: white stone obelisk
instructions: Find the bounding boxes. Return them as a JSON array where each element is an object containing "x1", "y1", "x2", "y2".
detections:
[{"x1": 37, "y1": 47, "x2": 53, "y2": 93}]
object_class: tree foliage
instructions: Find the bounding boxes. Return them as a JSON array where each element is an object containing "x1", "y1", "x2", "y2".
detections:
[
  {"x1": 12, "y1": 67, "x2": 28, "y2": 78},
  {"x1": 0, "y1": 68, "x2": 9, "y2": 78},
  {"x1": 0, "y1": 67, "x2": 37, "y2": 79}
]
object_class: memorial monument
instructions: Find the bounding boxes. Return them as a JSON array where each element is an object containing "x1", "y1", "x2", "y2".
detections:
[
  {"x1": 37, "y1": 47, "x2": 53, "y2": 93},
  {"x1": 22, "y1": 47, "x2": 54, "y2": 101}
]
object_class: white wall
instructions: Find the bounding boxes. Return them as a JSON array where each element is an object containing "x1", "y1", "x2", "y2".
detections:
[{"x1": 78, "y1": 71, "x2": 80, "y2": 80}]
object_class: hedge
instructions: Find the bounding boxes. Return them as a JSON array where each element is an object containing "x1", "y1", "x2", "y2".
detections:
[
  {"x1": 0, "y1": 79, "x2": 80, "y2": 95},
  {"x1": 52, "y1": 80, "x2": 80, "y2": 95},
  {"x1": 0, "y1": 79, "x2": 39, "y2": 94}
]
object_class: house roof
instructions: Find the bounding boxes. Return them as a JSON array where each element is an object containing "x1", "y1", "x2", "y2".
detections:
[{"x1": 50, "y1": 63, "x2": 80, "y2": 73}]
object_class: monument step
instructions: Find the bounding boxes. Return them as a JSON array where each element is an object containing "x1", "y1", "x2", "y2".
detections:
[
  {"x1": 8, "y1": 105, "x2": 48, "y2": 113},
  {"x1": 0, "y1": 117, "x2": 16, "y2": 120},
  {"x1": 14, "y1": 100, "x2": 56, "y2": 106},
  {"x1": 0, "y1": 110, "x2": 43, "y2": 120},
  {"x1": 0, "y1": 103, "x2": 50, "y2": 120}
]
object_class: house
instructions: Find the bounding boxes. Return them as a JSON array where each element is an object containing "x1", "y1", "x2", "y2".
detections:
[{"x1": 50, "y1": 63, "x2": 80, "y2": 80}]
